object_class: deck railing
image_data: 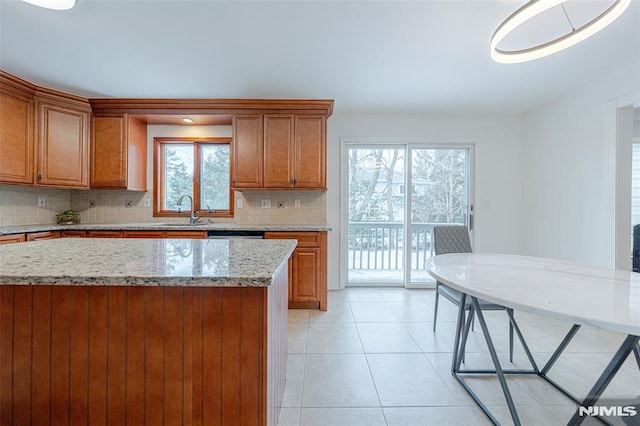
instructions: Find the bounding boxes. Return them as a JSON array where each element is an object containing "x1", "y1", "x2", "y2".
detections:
[{"x1": 348, "y1": 222, "x2": 440, "y2": 271}]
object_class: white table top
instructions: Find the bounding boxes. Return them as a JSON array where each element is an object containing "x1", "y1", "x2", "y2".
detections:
[{"x1": 427, "y1": 253, "x2": 640, "y2": 336}]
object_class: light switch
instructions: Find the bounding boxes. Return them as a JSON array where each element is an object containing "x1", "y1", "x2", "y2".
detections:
[{"x1": 261, "y1": 199, "x2": 271, "y2": 209}]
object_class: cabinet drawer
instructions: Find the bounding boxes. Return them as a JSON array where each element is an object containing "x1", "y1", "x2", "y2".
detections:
[
  {"x1": 26, "y1": 231, "x2": 61, "y2": 241},
  {"x1": 0, "y1": 233, "x2": 26, "y2": 244},
  {"x1": 264, "y1": 231, "x2": 319, "y2": 247},
  {"x1": 123, "y1": 231, "x2": 165, "y2": 238},
  {"x1": 164, "y1": 231, "x2": 207, "y2": 239},
  {"x1": 86, "y1": 231, "x2": 124, "y2": 238},
  {"x1": 61, "y1": 230, "x2": 87, "y2": 238}
]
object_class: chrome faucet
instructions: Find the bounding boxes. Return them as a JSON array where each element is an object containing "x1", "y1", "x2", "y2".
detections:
[{"x1": 176, "y1": 194, "x2": 200, "y2": 223}]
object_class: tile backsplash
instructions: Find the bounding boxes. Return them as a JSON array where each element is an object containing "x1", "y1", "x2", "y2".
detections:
[
  {"x1": 0, "y1": 186, "x2": 71, "y2": 226},
  {"x1": 235, "y1": 190, "x2": 326, "y2": 224},
  {"x1": 1, "y1": 185, "x2": 327, "y2": 226}
]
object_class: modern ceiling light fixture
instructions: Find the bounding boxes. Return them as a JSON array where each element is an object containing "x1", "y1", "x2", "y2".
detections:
[
  {"x1": 491, "y1": 0, "x2": 630, "y2": 64},
  {"x1": 20, "y1": 0, "x2": 76, "y2": 10}
]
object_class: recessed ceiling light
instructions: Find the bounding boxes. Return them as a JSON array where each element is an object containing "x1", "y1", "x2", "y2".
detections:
[
  {"x1": 491, "y1": 0, "x2": 630, "y2": 64},
  {"x1": 181, "y1": 118, "x2": 194, "y2": 124},
  {"x1": 20, "y1": 0, "x2": 76, "y2": 10}
]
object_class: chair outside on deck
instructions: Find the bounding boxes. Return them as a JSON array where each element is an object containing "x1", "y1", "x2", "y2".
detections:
[{"x1": 432, "y1": 225, "x2": 516, "y2": 361}]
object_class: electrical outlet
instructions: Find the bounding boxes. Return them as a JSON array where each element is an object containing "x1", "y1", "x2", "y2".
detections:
[
  {"x1": 125, "y1": 200, "x2": 132, "y2": 208},
  {"x1": 276, "y1": 201, "x2": 284, "y2": 208},
  {"x1": 236, "y1": 199, "x2": 243, "y2": 209},
  {"x1": 143, "y1": 198, "x2": 151, "y2": 208},
  {"x1": 294, "y1": 199, "x2": 301, "y2": 208},
  {"x1": 37, "y1": 196, "x2": 46, "y2": 207},
  {"x1": 88, "y1": 200, "x2": 96, "y2": 208},
  {"x1": 261, "y1": 199, "x2": 271, "y2": 209}
]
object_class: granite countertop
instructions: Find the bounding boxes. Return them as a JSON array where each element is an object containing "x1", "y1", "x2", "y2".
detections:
[
  {"x1": 0, "y1": 238, "x2": 297, "y2": 287},
  {"x1": 0, "y1": 222, "x2": 332, "y2": 235}
]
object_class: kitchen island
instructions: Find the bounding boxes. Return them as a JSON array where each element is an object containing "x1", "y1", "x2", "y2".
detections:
[{"x1": 0, "y1": 238, "x2": 296, "y2": 426}]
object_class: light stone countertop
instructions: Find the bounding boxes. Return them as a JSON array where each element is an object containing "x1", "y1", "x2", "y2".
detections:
[
  {"x1": 0, "y1": 238, "x2": 297, "y2": 287},
  {"x1": 0, "y1": 222, "x2": 332, "y2": 235}
]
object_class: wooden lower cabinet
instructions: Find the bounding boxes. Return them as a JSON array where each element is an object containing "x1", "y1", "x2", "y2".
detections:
[
  {"x1": 26, "y1": 231, "x2": 60, "y2": 241},
  {"x1": 264, "y1": 231, "x2": 327, "y2": 311},
  {"x1": 0, "y1": 234, "x2": 26, "y2": 245}
]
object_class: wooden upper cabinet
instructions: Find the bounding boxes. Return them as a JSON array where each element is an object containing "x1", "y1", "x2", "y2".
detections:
[
  {"x1": 91, "y1": 114, "x2": 147, "y2": 190},
  {"x1": 263, "y1": 115, "x2": 294, "y2": 188},
  {"x1": 232, "y1": 115, "x2": 263, "y2": 188},
  {"x1": 0, "y1": 81, "x2": 34, "y2": 185},
  {"x1": 294, "y1": 115, "x2": 326, "y2": 189},
  {"x1": 233, "y1": 114, "x2": 327, "y2": 190},
  {"x1": 35, "y1": 92, "x2": 90, "y2": 188}
]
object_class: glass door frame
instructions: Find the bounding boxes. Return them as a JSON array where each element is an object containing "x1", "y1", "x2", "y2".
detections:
[{"x1": 340, "y1": 138, "x2": 475, "y2": 290}]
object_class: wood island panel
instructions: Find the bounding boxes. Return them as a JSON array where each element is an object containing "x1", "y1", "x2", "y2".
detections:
[{"x1": 0, "y1": 272, "x2": 288, "y2": 425}]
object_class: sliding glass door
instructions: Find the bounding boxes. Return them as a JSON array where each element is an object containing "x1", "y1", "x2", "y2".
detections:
[
  {"x1": 344, "y1": 143, "x2": 472, "y2": 288},
  {"x1": 347, "y1": 146, "x2": 406, "y2": 286},
  {"x1": 408, "y1": 147, "x2": 471, "y2": 286}
]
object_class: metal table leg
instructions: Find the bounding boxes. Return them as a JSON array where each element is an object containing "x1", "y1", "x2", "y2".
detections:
[
  {"x1": 470, "y1": 297, "x2": 521, "y2": 425},
  {"x1": 451, "y1": 292, "x2": 467, "y2": 374},
  {"x1": 567, "y1": 334, "x2": 640, "y2": 426}
]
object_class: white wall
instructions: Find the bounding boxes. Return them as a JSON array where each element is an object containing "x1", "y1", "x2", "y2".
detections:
[
  {"x1": 521, "y1": 61, "x2": 640, "y2": 267},
  {"x1": 326, "y1": 113, "x2": 524, "y2": 290}
]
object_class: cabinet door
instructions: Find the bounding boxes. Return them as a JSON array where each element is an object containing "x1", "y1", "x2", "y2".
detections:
[
  {"x1": 290, "y1": 247, "x2": 320, "y2": 302},
  {"x1": 263, "y1": 115, "x2": 294, "y2": 188},
  {"x1": 294, "y1": 115, "x2": 326, "y2": 189},
  {"x1": 91, "y1": 116, "x2": 127, "y2": 188},
  {"x1": 0, "y1": 89, "x2": 34, "y2": 184},
  {"x1": 36, "y1": 101, "x2": 89, "y2": 188},
  {"x1": 232, "y1": 115, "x2": 263, "y2": 188}
]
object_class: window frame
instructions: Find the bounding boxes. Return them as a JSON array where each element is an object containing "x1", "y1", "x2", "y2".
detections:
[{"x1": 153, "y1": 137, "x2": 234, "y2": 219}]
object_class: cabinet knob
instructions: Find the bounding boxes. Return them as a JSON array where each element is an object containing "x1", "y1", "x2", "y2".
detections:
[
  {"x1": 120, "y1": 177, "x2": 125, "y2": 185},
  {"x1": 292, "y1": 178, "x2": 297, "y2": 186},
  {"x1": 37, "y1": 174, "x2": 42, "y2": 182}
]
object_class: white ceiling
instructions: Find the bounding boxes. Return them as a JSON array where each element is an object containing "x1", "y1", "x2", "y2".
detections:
[{"x1": 1, "y1": 0, "x2": 639, "y2": 115}]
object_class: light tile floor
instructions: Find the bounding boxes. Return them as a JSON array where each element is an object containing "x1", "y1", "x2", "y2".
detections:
[{"x1": 278, "y1": 288, "x2": 640, "y2": 426}]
